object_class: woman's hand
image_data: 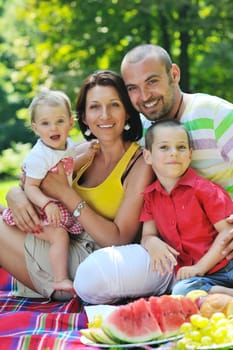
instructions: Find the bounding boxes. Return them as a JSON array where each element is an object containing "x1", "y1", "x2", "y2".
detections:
[
  {"x1": 6, "y1": 187, "x2": 41, "y2": 233},
  {"x1": 41, "y1": 162, "x2": 70, "y2": 202}
]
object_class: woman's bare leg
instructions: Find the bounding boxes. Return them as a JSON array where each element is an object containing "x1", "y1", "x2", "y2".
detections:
[
  {"x1": 0, "y1": 217, "x2": 35, "y2": 290},
  {"x1": 74, "y1": 244, "x2": 174, "y2": 304}
]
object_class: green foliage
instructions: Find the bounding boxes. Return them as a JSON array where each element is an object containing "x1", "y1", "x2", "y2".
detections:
[
  {"x1": 0, "y1": 0, "x2": 232, "y2": 154},
  {"x1": 0, "y1": 143, "x2": 31, "y2": 178},
  {"x1": 0, "y1": 179, "x2": 19, "y2": 206}
]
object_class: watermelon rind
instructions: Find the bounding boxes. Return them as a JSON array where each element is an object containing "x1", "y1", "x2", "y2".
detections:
[
  {"x1": 82, "y1": 295, "x2": 198, "y2": 345},
  {"x1": 90, "y1": 328, "x2": 116, "y2": 344},
  {"x1": 80, "y1": 328, "x2": 97, "y2": 342},
  {"x1": 102, "y1": 323, "x2": 156, "y2": 344},
  {"x1": 102, "y1": 298, "x2": 162, "y2": 343}
]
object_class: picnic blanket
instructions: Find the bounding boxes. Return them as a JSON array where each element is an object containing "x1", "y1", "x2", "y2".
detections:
[
  {"x1": 0, "y1": 268, "x2": 176, "y2": 349},
  {"x1": 0, "y1": 268, "x2": 89, "y2": 349}
]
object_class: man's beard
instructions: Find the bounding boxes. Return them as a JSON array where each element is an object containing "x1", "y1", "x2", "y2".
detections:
[{"x1": 143, "y1": 77, "x2": 176, "y2": 121}]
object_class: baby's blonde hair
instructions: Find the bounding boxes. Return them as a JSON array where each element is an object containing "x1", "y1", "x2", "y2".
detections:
[{"x1": 29, "y1": 88, "x2": 72, "y2": 123}]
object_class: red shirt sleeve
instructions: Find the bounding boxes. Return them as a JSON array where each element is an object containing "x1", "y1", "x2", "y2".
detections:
[{"x1": 195, "y1": 178, "x2": 233, "y2": 225}]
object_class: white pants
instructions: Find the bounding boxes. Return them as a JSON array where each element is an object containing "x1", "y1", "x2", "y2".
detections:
[{"x1": 74, "y1": 244, "x2": 175, "y2": 304}]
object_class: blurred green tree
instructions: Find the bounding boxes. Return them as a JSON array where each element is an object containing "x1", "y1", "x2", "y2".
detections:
[{"x1": 0, "y1": 0, "x2": 232, "y2": 154}]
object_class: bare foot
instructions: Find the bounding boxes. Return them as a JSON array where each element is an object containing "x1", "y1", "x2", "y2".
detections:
[
  {"x1": 209, "y1": 285, "x2": 233, "y2": 297},
  {"x1": 53, "y1": 279, "x2": 76, "y2": 298}
]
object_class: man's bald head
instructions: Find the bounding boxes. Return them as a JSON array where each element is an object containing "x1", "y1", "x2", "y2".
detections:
[{"x1": 121, "y1": 44, "x2": 173, "y2": 74}]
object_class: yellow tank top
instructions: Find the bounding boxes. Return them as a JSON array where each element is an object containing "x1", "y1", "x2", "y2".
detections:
[{"x1": 72, "y1": 142, "x2": 141, "y2": 220}]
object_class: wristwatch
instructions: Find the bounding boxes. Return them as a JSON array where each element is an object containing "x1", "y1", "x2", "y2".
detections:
[{"x1": 73, "y1": 201, "x2": 86, "y2": 218}]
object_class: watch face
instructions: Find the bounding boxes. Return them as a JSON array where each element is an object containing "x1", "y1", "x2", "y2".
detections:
[
  {"x1": 73, "y1": 208, "x2": 80, "y2": 218},
  {"x1": 73, "y1": 201, "x2": 85, "y2": 218}
]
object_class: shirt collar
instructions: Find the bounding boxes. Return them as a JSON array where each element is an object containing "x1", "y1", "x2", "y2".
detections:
[{"x1": 143, "y1": 167, "x2": 198, "y2": 195}]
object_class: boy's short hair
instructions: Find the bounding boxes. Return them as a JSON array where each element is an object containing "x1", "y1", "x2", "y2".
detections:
[{"x1": 145, "y1": 119, "x2": 191, "y2": 151}]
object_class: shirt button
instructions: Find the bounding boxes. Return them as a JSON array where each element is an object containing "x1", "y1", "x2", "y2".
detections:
[{"x1": 171, "y1": 220, "x2": 175, "y2": 225}]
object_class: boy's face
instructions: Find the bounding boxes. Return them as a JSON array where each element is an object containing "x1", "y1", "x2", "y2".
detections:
[{"x1": 143, "y1": 125, "x2": 192, "y2": 181}]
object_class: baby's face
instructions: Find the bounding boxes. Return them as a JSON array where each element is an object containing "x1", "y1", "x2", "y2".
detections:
[{"x1": 32, "y1": 104, "x2": 73, "y2": 150}]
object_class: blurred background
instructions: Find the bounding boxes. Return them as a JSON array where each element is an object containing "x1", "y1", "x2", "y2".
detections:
[{"x1": 0, "y1": 0, "x2": 232, "y2": 204}]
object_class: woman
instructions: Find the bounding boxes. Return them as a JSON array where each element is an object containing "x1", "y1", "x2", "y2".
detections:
[{"x1": 0, "y1": 70, "x2": 174, "y2": 303}]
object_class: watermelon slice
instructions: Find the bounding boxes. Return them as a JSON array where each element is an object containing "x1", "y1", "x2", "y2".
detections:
[
  {"x1": 102, "y1": 297, "x2": 162, "y2": 343},
  {"x1": 82, "y1": 295, "x2": 199, "y2": 345},
  {"x1": 149, "y1": 295, "x2": 186, "y2": 337},
  {"x1": 80, "y1": 327, "x2": 116, "y2": 344},
  {"x1": 80, "y1": 328, "x2": 97, "y2": 342},
  {"x1": 90, "y1": 328, "x2": 116, "y2": 344},
  {"x1": 179, "y1": 296, "x2": 199, "y2": 321}
]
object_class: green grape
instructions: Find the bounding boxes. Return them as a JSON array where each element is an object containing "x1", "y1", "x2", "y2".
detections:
[
  {"x1": 177, "y1": 312, "x2": 233, "y2": 350},
  {"x1": 190, "y1": 330, "x2": 201, "y2": 342},
  {"x1": 200, "y1": 323, "x2": 211, "y2": 336},
  {"x1": 210, "y1": 312, "x2": 226, "y2": 322},
  {"x1": 180, "y1": 322, "x2": 193, "y2": 333},
  {"x1": 227, "y1": 328, "x2": 233, "y2": 341},
  {"x1": 215, "y1": 318, "x2": 228, "y2": 328},
  {"x1": 176, "y1": 338, "x2": 189, "y2": 350},
  {"x1": 178, "y1": 311, "x2": 233, "y2": 348},
  {"x1": 190, "y1": 341, "x2": 201, "y2": 348},
  {"x1": 196, "y1": 316, "x2": 209, "y2": 329},
  {"x1": 200, "y1": 335, "x2": 212, "y2": 346},
  {"x1": 190, "y1": 314, "x2": 209, "y2": 329},
  {"x1": 213, "y1": 326, "x2": 228, "y2": 344},
  {"x1": 189, "y1": 314, "x2": 202, "y2": 327}
]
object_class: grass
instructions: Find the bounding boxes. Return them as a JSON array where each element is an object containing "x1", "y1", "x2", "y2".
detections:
[{"x1": 0, "y1": 178, "x2": 19, "y2": 206}]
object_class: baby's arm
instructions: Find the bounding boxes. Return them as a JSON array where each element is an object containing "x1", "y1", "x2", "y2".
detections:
[
  {"x1": 177, "y1": 218, "x2": 233, "y2": 280},
  {"x1": 73, "y1": 141, "x2": 99, "y2": 172},
  {"x1": 24, "y1": 176, "x2": 61, "y2": 226},
  {"x1": 141, "y1": 220, "x2": 178, "y2": 274}
]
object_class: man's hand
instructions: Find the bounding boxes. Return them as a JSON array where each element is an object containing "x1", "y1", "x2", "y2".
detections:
[{"x1": 221, "y1": 214, "x2": 233, "y2": 259}]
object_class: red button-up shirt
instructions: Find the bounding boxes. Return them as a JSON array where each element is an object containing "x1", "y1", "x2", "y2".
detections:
[{"x1": 140, "y1": 168, "x2": 233, "y2": 274}]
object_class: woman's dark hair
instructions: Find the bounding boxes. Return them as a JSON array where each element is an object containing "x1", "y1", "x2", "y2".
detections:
[{"x1": 76, "y1": 70, "x2": 142, "y2": 141}]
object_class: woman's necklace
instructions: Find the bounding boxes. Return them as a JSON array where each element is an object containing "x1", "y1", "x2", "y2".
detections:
[{"x1": 173, "y1": 93, "x2": 184, "y2": 120}]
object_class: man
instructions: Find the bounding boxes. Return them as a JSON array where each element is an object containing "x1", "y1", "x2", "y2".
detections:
[
  {"x1": 121, "y1": 44, "x2": 233, "y2": 198},
  {"x1": 121, "y1": 44, "x2": 233, "y2": 259}
]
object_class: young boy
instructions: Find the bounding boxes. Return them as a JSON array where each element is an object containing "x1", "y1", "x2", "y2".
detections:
[
  {"x1": 2, "y1": 89, "x2": 96, "y2": 297},
  {"x1": 140, "y1": 119, "x2": 233, "y2": 296}
]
